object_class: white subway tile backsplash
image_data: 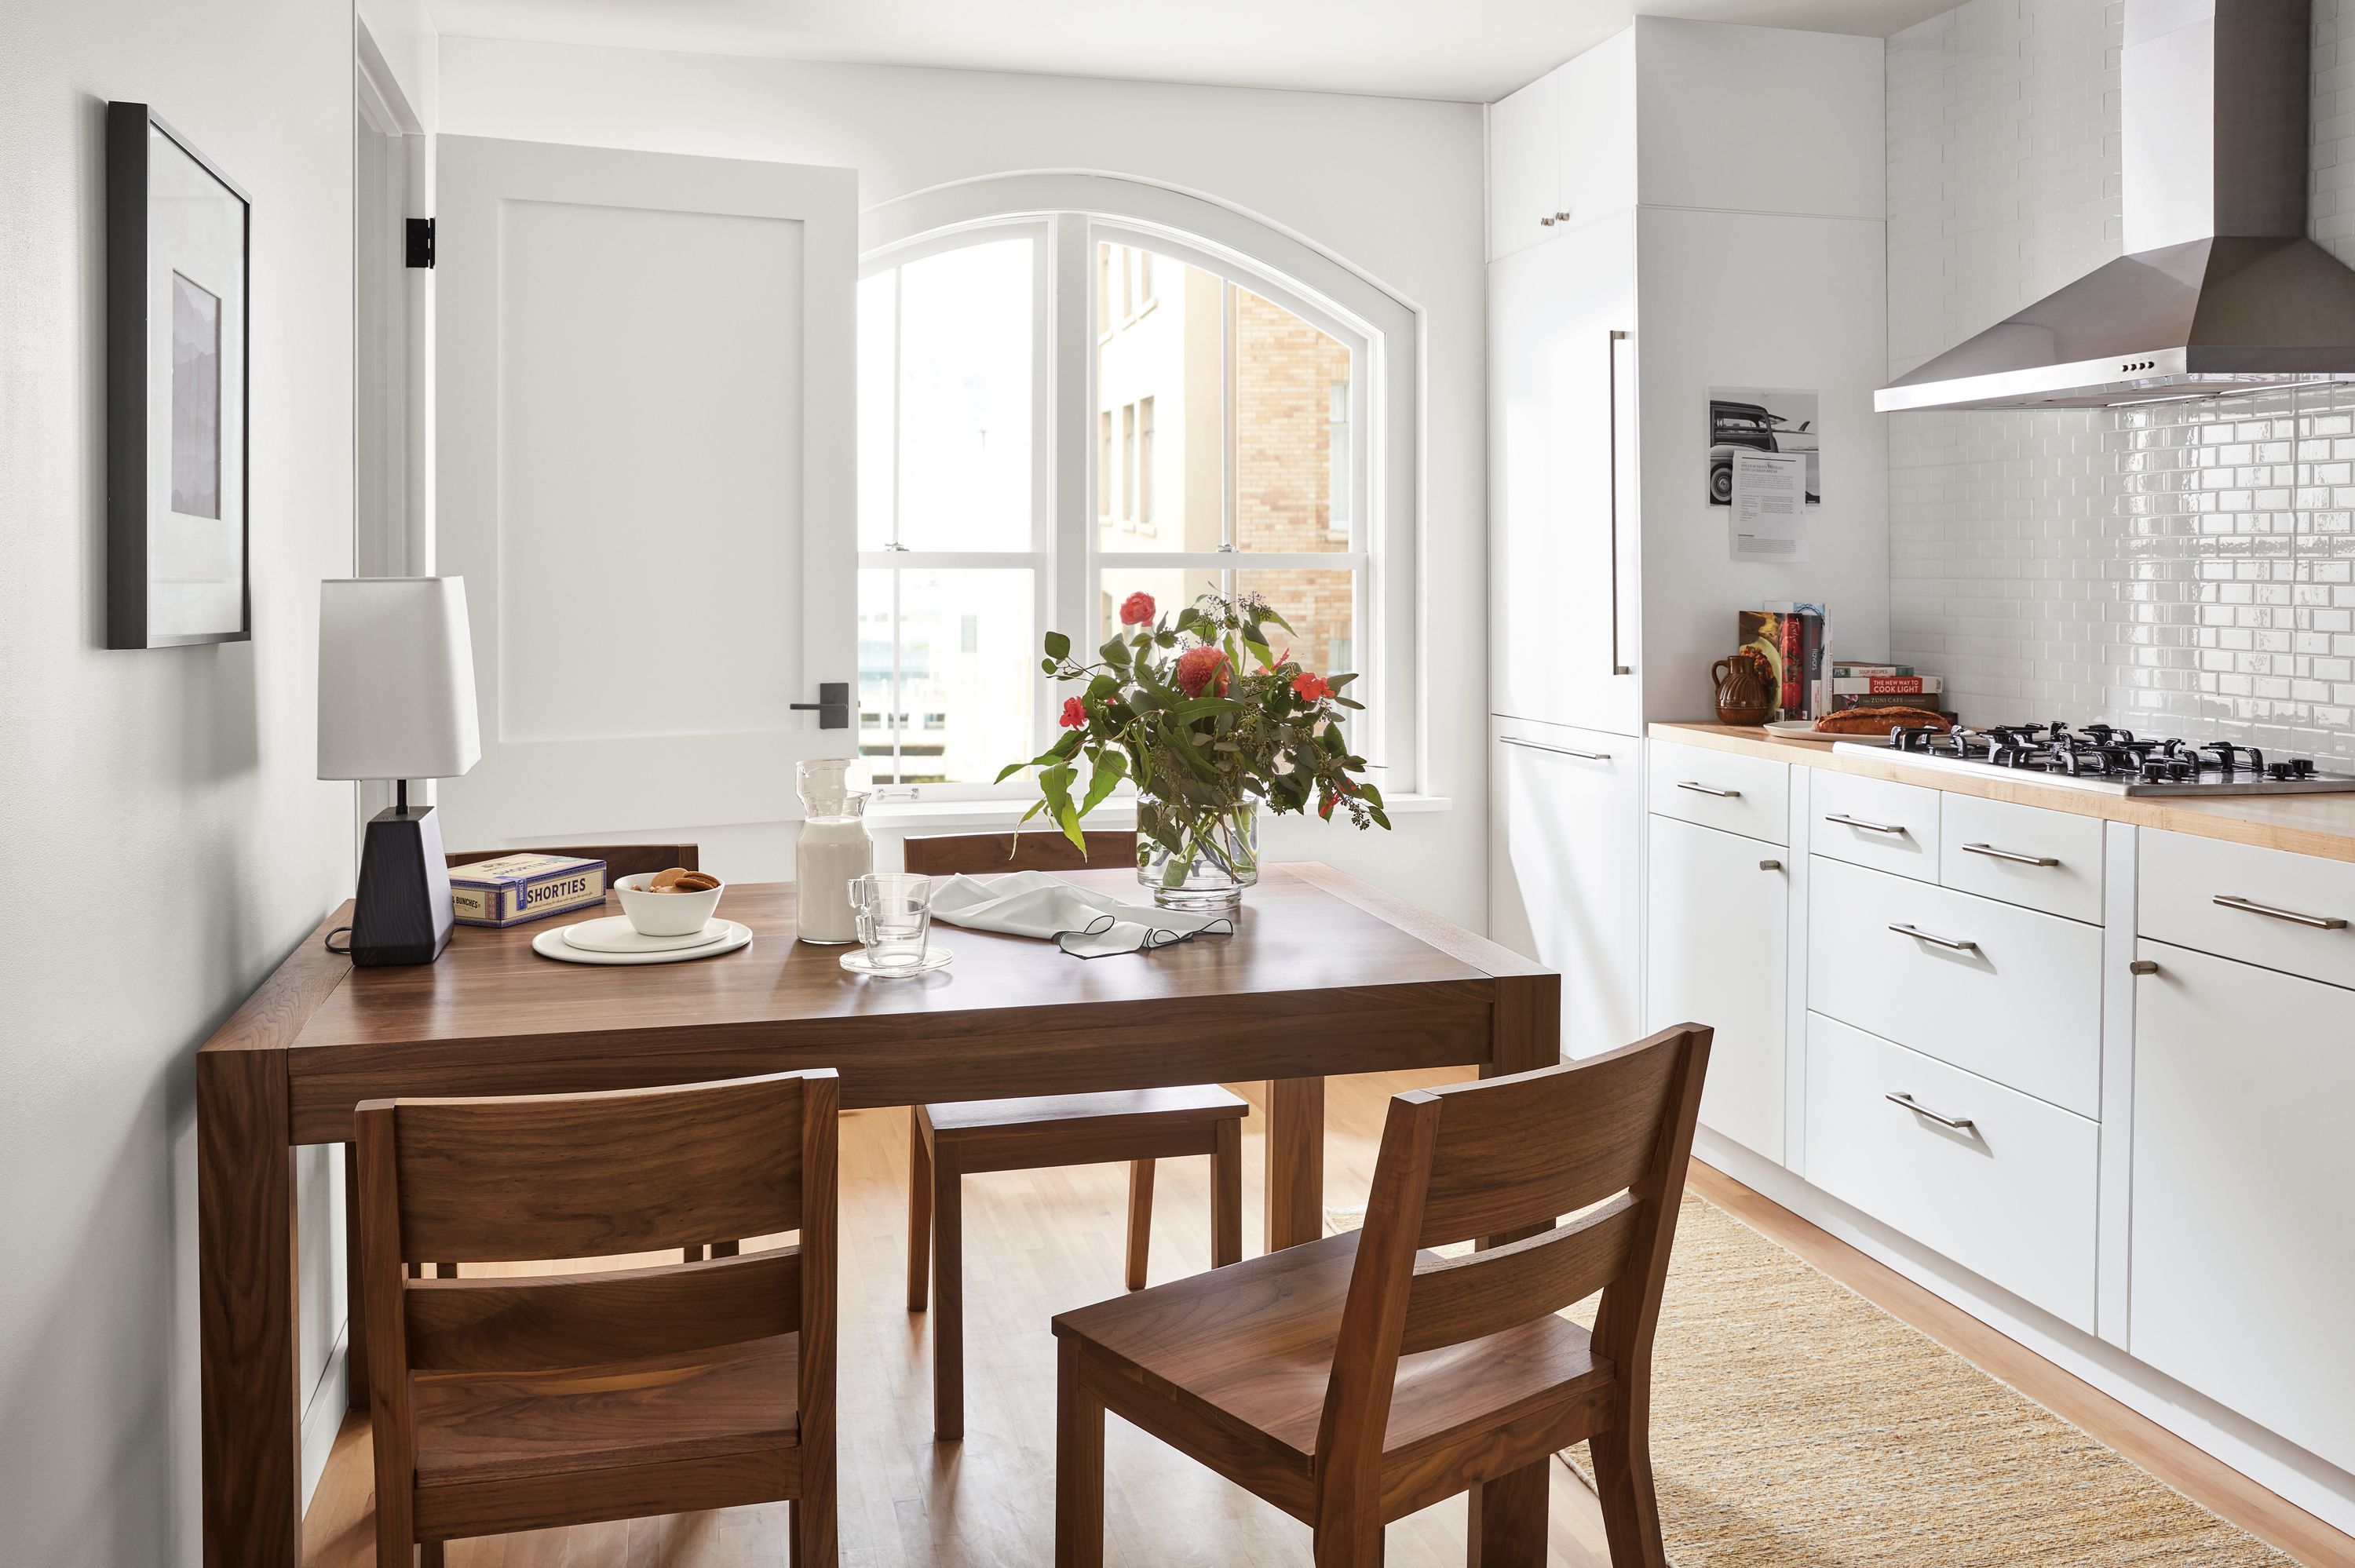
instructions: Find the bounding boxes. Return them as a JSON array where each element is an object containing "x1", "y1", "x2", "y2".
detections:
[{"x1": 1888, "y1": 0, "x2": 2355, "y2": 761}]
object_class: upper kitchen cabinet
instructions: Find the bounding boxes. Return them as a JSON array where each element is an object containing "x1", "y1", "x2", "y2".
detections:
[
  {"x1": 1488, "y1": 19, "x2": 1879, "y2": 263},
  {"x1": 1488, "y1": 16, "x2": 1886, "y2": 737},
  {"x1": 1488, "y1": 31, "x2": 1637, "y2": 261}
]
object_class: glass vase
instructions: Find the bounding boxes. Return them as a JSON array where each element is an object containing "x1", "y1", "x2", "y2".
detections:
[{"x1": 1137, "y1": 797, "x2": 1259, "y2": 913}]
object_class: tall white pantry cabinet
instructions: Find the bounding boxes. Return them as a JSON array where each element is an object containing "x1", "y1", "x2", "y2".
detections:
[{"x1": 1487, "y1": 17, "x2": 1889, "y2": 1059}]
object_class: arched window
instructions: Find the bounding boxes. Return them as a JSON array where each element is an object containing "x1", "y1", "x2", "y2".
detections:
[{"x1": 857, "y1": 176, "x2": 1418, "y2": 800}]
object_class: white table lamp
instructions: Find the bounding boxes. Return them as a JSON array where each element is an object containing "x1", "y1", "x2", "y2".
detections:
[{"x1": 318, "y1": 576, "x2": 482, "y2": 965}]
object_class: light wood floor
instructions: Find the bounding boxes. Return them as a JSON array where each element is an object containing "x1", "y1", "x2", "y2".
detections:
[{"x1": 300, "y1": 1069, "x2": 2353, "y2": 1566}]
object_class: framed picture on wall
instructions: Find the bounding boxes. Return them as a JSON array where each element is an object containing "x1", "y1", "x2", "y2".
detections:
[{"x1": 107, "y1": 100, "x2": 250, "y2": 648}]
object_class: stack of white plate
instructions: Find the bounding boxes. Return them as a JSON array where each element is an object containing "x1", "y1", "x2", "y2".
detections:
[{"x1": 530, "y1": 915, "x2": 754, "y2": 965}]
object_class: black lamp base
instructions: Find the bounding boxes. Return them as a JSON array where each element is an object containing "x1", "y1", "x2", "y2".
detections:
[{"x1": 351, "y1": 802, "x2": 455, "y2": 966}]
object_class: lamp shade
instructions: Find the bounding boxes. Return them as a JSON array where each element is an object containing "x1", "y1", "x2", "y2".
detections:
[{"x1": 317, "y1": 576, "x2": 483, "y2": 782}]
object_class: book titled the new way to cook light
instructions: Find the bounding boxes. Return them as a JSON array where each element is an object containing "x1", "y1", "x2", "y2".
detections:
[{"x1": 447, "y1": 853, "x2": 608, "y2": 928}]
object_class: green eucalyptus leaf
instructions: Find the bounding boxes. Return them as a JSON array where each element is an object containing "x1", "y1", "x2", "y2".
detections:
[
  {"x1": 1082, "y1": 749, "x2": 1126, "y2": 815},
  {"x1": 1044, "y1": 629, "x2": 1071, "y2": 660},
  {"x1": 1101, "y1": 635, "x2": 1130, "y2": 665}
]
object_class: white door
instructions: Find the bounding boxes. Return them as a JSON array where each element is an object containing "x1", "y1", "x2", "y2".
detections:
[
  {"x1": 434, "y1": 135, "x2": 858, "y2": 861},
  {"x1": 1489, "y1": 717, "x2": 1642, "y2": 1059},
  {"x1": 1487, "y1": 68, "x2": 1559, "y2": 261},
  {"x1": 2130, "y1": 940, "x2": 2355, "y2": 1474},
  {"x1": 1645, "y1": 814, "x2": 1787, "y2": 1163},
  {"x1": 1488, "y1": 210, "x2": 1639, "y2": 735}
]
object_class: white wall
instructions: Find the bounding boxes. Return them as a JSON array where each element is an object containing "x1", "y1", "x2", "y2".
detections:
[
  {"x1": 435, "y1": 37, "x2": 1493, "y2": 929},
  {"x1": 0, "y1": 0, "x2": 357, "y2": 1563}
]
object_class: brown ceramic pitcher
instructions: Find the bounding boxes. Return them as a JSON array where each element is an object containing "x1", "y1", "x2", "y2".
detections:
[{"x1": 1712, "y1": 647, "x2": 1776, "y2": 725}]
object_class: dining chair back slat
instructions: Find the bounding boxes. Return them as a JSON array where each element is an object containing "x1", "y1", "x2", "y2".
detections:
[
  {"x1": 902, "y1": 830, "x2": 1138, "y2": 877},
  {"x1": 1411, "y1": 1041, "x2": 1689, "y2": 1249},
  {"x1": 379, "y1": 1074, "x2": 806, "y2": 1264},
  {"x1": 403, "y1": 1248, "x2": 801, "y2": 1373},
  {"x1": 1395, "y1": 1193, "x2": 1641, "y2": 1357}
]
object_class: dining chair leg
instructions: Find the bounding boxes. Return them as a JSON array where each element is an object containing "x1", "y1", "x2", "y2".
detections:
[
  {"x1": 907, "y1": 1107, "x2": 932, "y2": 1311},
  {"x1": 1590, "y1": 1420, "x2": 1670, "y2": 1568},
  {"x1": 707, "y1": 1240, "x2": 739, "y2": 1258},
  {"x1": 790, "y1": 1498, "x2": 802, "y2": 1568},
  {"x1": 1311, "y1": 1518, "x2": 1385, "y2": 1567},
  {"x1": 433, "y1": 1262, "x2": 456, "y2": 1279},
  {"x1": 1209, "y1": 1117, "x2": 1243, "y2": 1269},
  {"x1": 418, "y1": 1541, "x2": 445, "y2": 1567},
  {"x1": 1467, "y1": 1454, "x2": 1549, "y2": 1566},
  {"x1": 1124, "y1": 1159, "x2": 1156, "y2": 1291},
  {"x1": 931, "y1": 1147, "x2": 964, "y2": 1441},
  {"x1": 1054, "y1": 1339, "x2": 1105, "y2": 1568}
]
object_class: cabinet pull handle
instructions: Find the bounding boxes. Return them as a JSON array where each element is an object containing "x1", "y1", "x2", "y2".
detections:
[
  {"x1": 1889, "y1": 922, "x2": 1977, "y2": 953},
  {"x1": 2129, "y1": 959, "x2": 2160, "y2": 976},
  {"x1": 1676, "y1": 782, "x2": 1741, "y2": 798},
  {"x1": 2211, "y1": 894, "x2": 2347, "y2": 930},
  {"x1": 1607, "y1": 329, "x2": 1630, "y2": 676},
  {"x1": 1824, "y1": 813, "x2": 1907, "y2": 836},
  {"x1": 1759, "y1": 859, "x2": 1783, "y2": 871},
  {"x1": 1886, "y1": 1092, "x2": 1976, "y2": 1132},
  {"x1": 1499, "y1": 736, "x2": 1611, "y2": 762},
  {"x1": 1962, "y1": 841, "x2": 2058, "y2": 866}
]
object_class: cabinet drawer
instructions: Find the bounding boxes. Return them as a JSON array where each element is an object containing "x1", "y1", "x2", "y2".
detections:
[
  {"x1": 2138, "y1": 829, "x2": 2355, "y2": 990},
  {"x1": 1809, "y1": 857, "x2": 2102, "y2": 1117},
  {"x1": 1647, "y1": 740, "x2": 1788, "y2": 844},
  {"x1": 1938, "y1": 794, "x2": 2106, "y2": 924},
  {"x1": 1806, "y1": 1014, "x2": 2098, "y2": 1331},
  {"x1": 1811, "y1": 770, "x2": 1940, "y2": 881}
]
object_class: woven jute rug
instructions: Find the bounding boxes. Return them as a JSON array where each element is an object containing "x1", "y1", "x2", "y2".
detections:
[{"x1": 1330, "y1": 1195, "x2": 2291, "y2": 1566}]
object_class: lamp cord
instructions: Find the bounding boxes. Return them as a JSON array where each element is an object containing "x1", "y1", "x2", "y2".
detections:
[{"x1": 323, "y1": 926, "x2": 353, "y2": 955}]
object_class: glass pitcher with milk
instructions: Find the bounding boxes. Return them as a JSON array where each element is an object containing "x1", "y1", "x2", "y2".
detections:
[{"x1": 794, "y1": 758, "x2": 874, "y2": 945}]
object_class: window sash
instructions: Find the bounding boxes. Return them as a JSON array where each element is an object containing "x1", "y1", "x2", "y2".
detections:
[{"x1": 855, "y1": 208, "x2": 1393, "y2": 804}]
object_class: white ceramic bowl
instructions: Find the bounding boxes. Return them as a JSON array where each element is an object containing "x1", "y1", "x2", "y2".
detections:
[{"x1": 614, "y1": 872, "x2": 725, "y2": 937}]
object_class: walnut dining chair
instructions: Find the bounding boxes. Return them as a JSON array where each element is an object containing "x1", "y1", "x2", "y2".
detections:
[
  {"x1": 353, "y1": 1070, "x2": 838, "y2": 1568},
  {"x1": 1051, "y1": 1024, "x2": 1713, "y2": 1568},
  {"x1": 898, "y1": 829, "x2": 1248, "y2": 1442}
]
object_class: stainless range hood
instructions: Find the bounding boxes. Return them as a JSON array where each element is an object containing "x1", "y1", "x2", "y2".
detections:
[{"x1": 1877, "y1": 0, "x2": 2355, "y2": 413}]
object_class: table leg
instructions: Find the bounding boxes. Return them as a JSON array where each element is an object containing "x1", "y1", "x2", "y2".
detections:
[
  {"x1": 344, "y1": 1143, "x2": 367, "y2": 1413},
  {"x1": 1483, "y1": 972, "x2": 1563, "y2": 1249},
  {"x1": 1263, "y1": 1077, "x2": 1326, "y2": 1252},
  {"x1": 199, "y1": 1049, "x2": 301, "y2": 1568}
]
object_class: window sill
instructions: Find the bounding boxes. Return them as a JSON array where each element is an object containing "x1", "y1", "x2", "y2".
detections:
[{"x1": 863, "y1": 793, "x2": 1451, "y2": 834}]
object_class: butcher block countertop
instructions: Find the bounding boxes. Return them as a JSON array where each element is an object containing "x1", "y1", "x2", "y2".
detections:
[{"x1": 1650, "y1": 720, "x2": 2355, "y2": 866}]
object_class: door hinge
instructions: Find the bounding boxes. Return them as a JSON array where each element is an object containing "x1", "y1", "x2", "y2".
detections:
[{"x1": 405, "y1": 217, "x2": 436, "y2": 269}]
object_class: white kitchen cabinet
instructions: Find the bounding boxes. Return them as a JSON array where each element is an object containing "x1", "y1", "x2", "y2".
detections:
[
  {"x1": 2130, "y1": 939, "x2": 2355, "y2": 1475},
  {"x1": 1646, "y1": 814, "x2": 1788, "y2": 1162},
  {"x1": 1646, "y1": 738, "x2": 1789, "y2": 844},
  {"x1": 1806, "y1": 1013, "x2": 2098, "y2": 1332},
  {"x1": 1809, "y1": 856, "x2": 2103, "y2": 1118},
  {"x1": 1489, "y1": 717, "x2": 1642, "y2": 1059},
  {"x1": 2138, "y1": 829, "x2": 2355, "y2": 990},
  {"x1": 1488, "y1": 212, "x2": 1638, "y2": 736},
  {"x1": 1487, "y1": 20, "x2": 1887, "y2": 734},
  {"x1": 1811, "y1": 770, "x2": 1940, "y2": 881},
  {"x1": 1487, "y1": 69, "x2": 1560, "y2": 261},
  {"x1": 1939, "y1": 793, "x2": 2106, "y2": 924}
]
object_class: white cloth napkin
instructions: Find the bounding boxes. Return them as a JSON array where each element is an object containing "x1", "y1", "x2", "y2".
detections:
[{"x1": 926, "y1": 870, "x2": 1236, "y2": 958}]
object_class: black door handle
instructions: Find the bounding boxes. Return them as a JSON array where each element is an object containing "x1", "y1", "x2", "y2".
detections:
[{"x1": 790, "y1": 681, "x2": 850, "y2": 730}]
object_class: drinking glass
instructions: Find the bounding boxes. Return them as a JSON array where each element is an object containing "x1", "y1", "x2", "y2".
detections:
[{"x1": 849, "y1": 873, "x2": 933, "y2": 972}]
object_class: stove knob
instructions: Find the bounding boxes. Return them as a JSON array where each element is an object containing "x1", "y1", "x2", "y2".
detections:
[
  {"x1": 2293, "y1": 758, "x2": 2316, "y2": 777},
  {"x1": 2269, "y1": 763, "x2": 2296, "y2": 782}
]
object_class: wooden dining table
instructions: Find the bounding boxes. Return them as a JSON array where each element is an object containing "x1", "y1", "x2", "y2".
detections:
[{"x1": 196, "y1": 861, "x2": 1558, "y2": 1568}]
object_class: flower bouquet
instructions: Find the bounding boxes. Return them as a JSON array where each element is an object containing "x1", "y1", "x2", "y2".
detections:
[{"x1": 1001, "y1": 590, "x2": 1391, "y2": 910}]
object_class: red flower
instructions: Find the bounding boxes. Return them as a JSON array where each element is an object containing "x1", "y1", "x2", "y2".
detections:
[
  {"x1": 1119, "y1": 591, "x2": 1156, "y2": 626},
  {"x1": 1059, "y1": 696, "x2": 1089, "y2": 729},
  {"x1": 1174, "y1": 645, "x2": 1231, "y2": 698},
  {"x1": 1292, "y1": 670, "x2": 1332, "y2": 703}
]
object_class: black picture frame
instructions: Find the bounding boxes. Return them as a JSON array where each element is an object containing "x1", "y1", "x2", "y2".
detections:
[{"x1": 107, "y1": 100, "x2": 253, "y2": 648}]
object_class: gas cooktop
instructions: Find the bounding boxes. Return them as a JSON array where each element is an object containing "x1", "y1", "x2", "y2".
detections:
[{"x1": 1829, "y1": 722, "x2": 2355, "y2": 797}]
